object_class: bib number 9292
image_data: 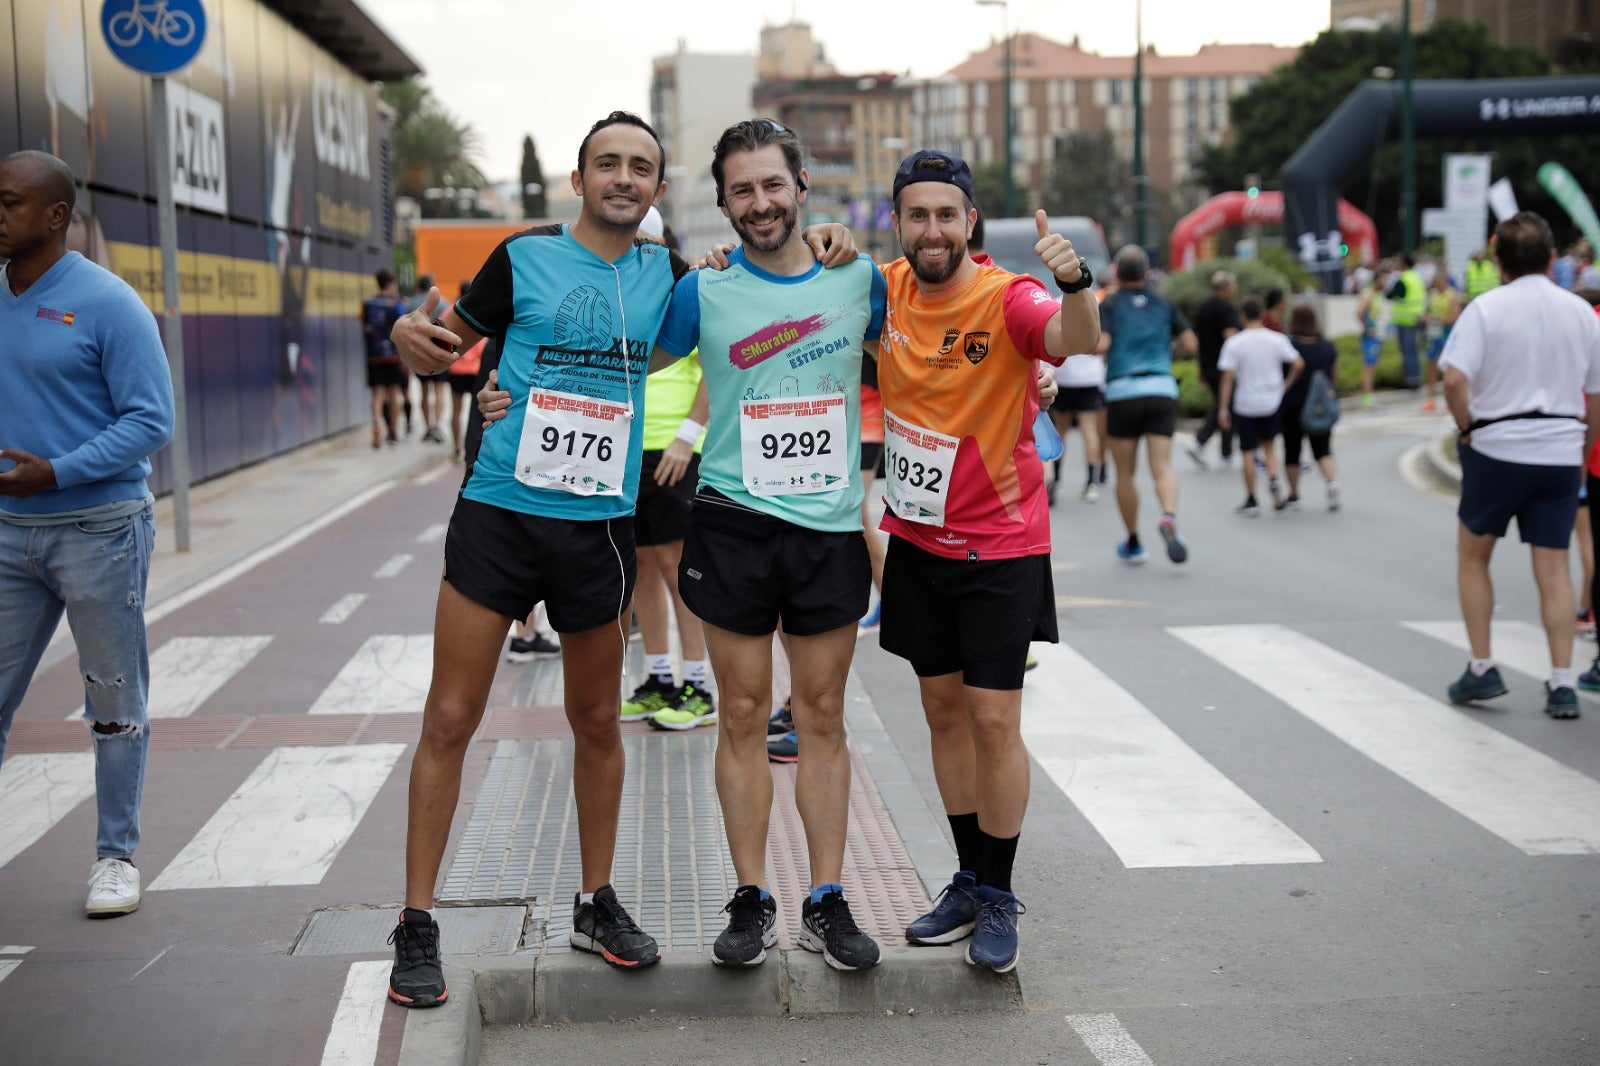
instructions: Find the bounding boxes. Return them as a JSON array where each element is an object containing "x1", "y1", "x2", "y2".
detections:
[{"x1": 759, "y1": 429, "x2": 832, "y2": 460}]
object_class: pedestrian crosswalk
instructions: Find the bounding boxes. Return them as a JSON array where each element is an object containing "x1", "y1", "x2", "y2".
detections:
[{"x1": 5, "y1": 620, "x2": 1597, "y2": 894}]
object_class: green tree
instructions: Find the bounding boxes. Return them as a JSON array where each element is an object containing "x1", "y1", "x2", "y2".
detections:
[
  {"x1": 519, "y1": 135, "x2": 547, "y2": 219},
  {"x1": 380, "y1": 78, "x2": 488, "y2": 219},
  {"x1": 1195, "y1": 19, "x2": 1600, "y2": 251},
  {"x1": 970, "y1": 161, "x2": 1016, "y2": 219},
  {"x1": 1042, "y1": 131, "x2": 1130, "y2": 235}
]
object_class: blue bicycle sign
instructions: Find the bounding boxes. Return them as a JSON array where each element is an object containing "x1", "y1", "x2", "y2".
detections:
[{"x1": 101, "y1": 0, "x2": 206, "y2": 76}]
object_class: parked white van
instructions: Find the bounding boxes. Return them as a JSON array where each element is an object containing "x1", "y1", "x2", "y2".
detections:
[{"x1": 977, "y1": 215, "x2": 1111, "y2": 290}]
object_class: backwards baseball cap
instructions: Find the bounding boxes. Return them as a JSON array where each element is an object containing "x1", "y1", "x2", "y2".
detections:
[
  {"x1": 892, "y1": 149, "x2": 975, "y2": 202},
  {"x1": 638, "y1": 205, "x2": 665, "y2": 241}
]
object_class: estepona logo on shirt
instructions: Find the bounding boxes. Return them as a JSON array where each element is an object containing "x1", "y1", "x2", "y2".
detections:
[
  {"x1": 36, "y1": 307, "x2": 76, "y2": 326},
  {"x1": 731, "y1": 313, "x2": 826, "y2": 370}
]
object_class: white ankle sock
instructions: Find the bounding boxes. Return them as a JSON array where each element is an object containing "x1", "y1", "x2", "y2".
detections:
[
  {"x1": 1551, "y1": 667, "x2": 1575, "y2": 689},
  {"x1": 646, "y1": 654, "x2": 674, "y2": 683},
  {"x1": 578, "y1": 892, "x2": 594, "y2": 907},
  {"x1": 1469, "y1": 658, "x2": 1494, "y2": 677},
  {"x1": 683, "y1": 659, "x2": 708, "y2": 686}
]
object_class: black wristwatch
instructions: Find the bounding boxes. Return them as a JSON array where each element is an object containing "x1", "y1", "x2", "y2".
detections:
[{"x1": 1056, "y1": 264, "x2": 1094, "y2": 294}]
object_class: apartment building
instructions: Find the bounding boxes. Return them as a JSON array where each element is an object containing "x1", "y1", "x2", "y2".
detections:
[{"x1": 1331, "y1": 0, "x2": 1597, "y2": 58}]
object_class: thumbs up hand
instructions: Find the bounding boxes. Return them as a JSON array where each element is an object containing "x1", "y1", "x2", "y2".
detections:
[
  {"x1": 1033, "y1": 209, "x2": 1083, "y2": 286},
  {"x1": 392, "y1": 286, "x2": 462, "y2": 374}
]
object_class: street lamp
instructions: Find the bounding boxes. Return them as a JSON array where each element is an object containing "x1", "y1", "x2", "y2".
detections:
[
  {"x1": 976, "y1": 0, "x2": 1016, "y2": 217},
  {"x1": 1132, "y1": 0, "x2": 1148, "y2": 250},
  {"x1": 1399, "y1": 0, "x2": 1416, "y2": 254}
]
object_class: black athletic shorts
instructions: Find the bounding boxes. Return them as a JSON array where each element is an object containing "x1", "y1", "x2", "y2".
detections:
[
  {"x1": 1106, "y1": 395, "x2": 1177, "y2": 439},
  {"x1": 367, "y1": 361, "x2": 404, "y2": 389},
  {"x1": 634, "y1": 451, "x2": 699, "y2": 547},
  {"x1": 678, "y1": 487, "x2": 869, "y2": 637},
  {"x1": 1457, "y1": 444, "x2": 1582, "y2": 549},
  {"x1": 1233, "y1": 412, "x2": 1281, "y2": 452},
  {"x1": 443, "y1": 495, "x2": 636, "y2": 633},
  {"x1": 878, "y1": 536, "x2": 1058, "y2": 691},
  {"x1": 1051, "y1": 386, "x2": 1105, "y2": 414},
  {"x1": 860, "y1": 442, "x2": 884, "y2": 473},
  {"x1": 447, "y1": 374, "x2": 476, "y2": 395}
]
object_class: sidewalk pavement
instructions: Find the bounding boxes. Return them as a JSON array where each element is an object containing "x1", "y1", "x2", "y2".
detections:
[{"x1": 42, "y1": 427, "x2": 1020, "y2": 1057}]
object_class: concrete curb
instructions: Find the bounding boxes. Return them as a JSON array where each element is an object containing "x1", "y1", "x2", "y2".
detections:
[
  {"x1": 400, "y1": 964, "x2": 481, "y2": 1066},
  {"x1": 1424, "y1": 432, "x2": 1462, "y2": 489}
]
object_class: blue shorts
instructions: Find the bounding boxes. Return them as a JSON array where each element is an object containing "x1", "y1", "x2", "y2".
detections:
[
  {"x1": 1427, "y1": 332, "x2": 1449, "y2": 361},
  {"x1": 1361, "y1": 336, "x2": 1382, "y2": 367},
  {"x1": 1457, "y1": 444, "x2": 1582, "y2": 548}
]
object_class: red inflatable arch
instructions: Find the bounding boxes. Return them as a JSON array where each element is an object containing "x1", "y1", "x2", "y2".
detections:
[{"x1": 1169, "y1": 191, "x2": 1377, "y2": 271}]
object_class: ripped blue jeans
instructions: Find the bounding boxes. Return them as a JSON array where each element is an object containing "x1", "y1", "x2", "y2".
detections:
[{"x1": 0, "y1": 504, "x2": 154, "y2": 860}]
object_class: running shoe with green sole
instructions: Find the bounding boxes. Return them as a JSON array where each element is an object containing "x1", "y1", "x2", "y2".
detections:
[
  {"x1": 649, "y1": 682, "x2": 718, "y2": 731},
  {"x1": 621, "y1": 677, "x2": 679, "y2": 722}
]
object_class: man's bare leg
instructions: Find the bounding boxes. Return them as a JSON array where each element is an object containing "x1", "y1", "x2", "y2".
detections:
[
  {"x1": 704, "y1": 623, "x2": 775, "y2": 886},
  {"x1": 558, "y1": 620, "x2": 628, "y2": 892},
  {"x1": 785, "y1": 624, "x2": 859, "y2": 885}
]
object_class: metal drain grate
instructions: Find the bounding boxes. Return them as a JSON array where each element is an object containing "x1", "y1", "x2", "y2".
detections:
[{"x1": 292, "y1": 905, "x2": 526, "y2": 956}]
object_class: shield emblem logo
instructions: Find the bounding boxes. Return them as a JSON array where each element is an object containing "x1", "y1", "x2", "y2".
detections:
[{"x1": 963, "y1": 332, "x2": 991, "y2": 364}]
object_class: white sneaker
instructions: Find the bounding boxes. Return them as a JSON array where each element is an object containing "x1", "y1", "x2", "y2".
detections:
[
  {"x1": 86, "y1": 858, "x2": 141, "y2": 917},
  {"x1": 1080, "y1": 483, "x2": 1099, "y2": 502},
  {"x1": 1185, "y1": 442, "x2": 1208, "y2": 469},
  {"x1": 1327, "y1": 482, "x2": 1342, "y2": 512}
]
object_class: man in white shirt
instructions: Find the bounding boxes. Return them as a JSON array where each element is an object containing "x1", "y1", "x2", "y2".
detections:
[
  {"x1": 1440, "y1": 211, "x2": 1600, "y2": 719},
  {"x1": 1218, "y1": 296, "x2": 1302, "y2": 516}
]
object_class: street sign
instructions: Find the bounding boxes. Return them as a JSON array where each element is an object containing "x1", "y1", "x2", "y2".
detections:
[{"x1": 100, "y1": 0, "x2": 207, "y2": 77}]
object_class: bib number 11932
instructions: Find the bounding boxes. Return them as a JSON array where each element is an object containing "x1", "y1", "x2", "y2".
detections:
[{"x1": 883, "y1": 409, "x2": 958, "y2": 525}]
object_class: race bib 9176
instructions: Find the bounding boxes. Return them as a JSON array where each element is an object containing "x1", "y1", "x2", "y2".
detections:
[{"x1": 515, "y1": 389, "x2": 630, "y2": 496}]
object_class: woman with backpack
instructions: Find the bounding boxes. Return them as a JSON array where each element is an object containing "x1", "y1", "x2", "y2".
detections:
[{"x1": 1282, "y1": 302, "x2": 1343, "y2": 512}]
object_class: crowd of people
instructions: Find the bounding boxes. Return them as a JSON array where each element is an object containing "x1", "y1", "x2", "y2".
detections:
[{"x1": 6, "y1": 124, "x2": 1598, "y2": 1025}]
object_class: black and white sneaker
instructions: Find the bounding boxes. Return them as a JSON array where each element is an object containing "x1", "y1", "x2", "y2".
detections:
[
  {"x1": 571, "y1": 885, "x2": 660, "y2": 969},
  {"x1": 387, "y1": 908, "x2": 448, "y2": 1008},
  {"x1": 799, "y1": 887, "x2": 880, "y2": 971},
  {"x1": 712, "y1": 885, "x2": 777, "y2": 967}
]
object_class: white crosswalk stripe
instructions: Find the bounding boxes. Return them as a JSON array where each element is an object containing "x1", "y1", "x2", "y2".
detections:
[
  {"x1": 148, "y1": 745, "x2": 406, "y2": 890},
  {"x1": 372, "y1": 554, "x2": 413, "y2": 579},
  {"x1": 0, "y1": 959, "x2": 20, "y2": 986},
  {"x1": 1173, "y1": 623, "x2": 1600, "y2": 855},
  {"x1": 0, "y1": 754, "x2": 97, "y2": 869},
  {"x1": 1024, "y1": 641, "x2": 1320, "y2": 868},
  {"x1": 320, "y1": 960, "x2": 390, "y2": 1066},
  {"x1": 319, "y1": 594, "x2": 368, "y2": 626},
  {"x1": 65, "y1": 636, "x2": 273, "y2": 721},
  {"x1": 308, "y1": 635, "x2": 433, "y2": 715},
  {"x1": 1068, "y1": 1013, "x2": 1159, "y2": 1066}
]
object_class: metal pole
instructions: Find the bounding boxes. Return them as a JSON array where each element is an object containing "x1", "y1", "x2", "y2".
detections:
[
  {"x1": 1002, "y1": 16, "x2": 1015, "y2": 217},
  {"x1": 1400, "y1": 0, "x2": 1416, "y2": 254},
  {"x1": 150, "y1": 76, "x2": 192, "y2": 552},
  {"x1": 1133, "y1": 0, "x2": 1147, "y2": 249}
]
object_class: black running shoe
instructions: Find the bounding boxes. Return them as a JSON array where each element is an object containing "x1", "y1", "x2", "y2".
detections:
[
  {"x1": 571, "y1": 885, "x2": 660, "y2": 969},
  {"x1": 712, "y1": 884, "x2": 777, "y2": 967},
  {"x1": 387, "y1": 907, "x2": 448, "y2": 1008},
  {"x1": 799, "y1": 888, "x2": 880, "y2": 971}
]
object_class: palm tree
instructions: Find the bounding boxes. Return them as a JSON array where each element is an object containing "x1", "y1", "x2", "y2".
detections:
[{"x1": 381, "y1": 79, "x2": 488, "y2": 218}]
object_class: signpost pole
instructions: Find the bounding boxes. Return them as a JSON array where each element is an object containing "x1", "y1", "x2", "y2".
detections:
[{"x1": 150, "y1": 75, "x2": 192, "y2": 552}]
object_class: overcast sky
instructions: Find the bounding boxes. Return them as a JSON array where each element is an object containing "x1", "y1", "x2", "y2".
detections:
[{"x1": 366, "y1": 0, "x2": 1332, "y2": 183}]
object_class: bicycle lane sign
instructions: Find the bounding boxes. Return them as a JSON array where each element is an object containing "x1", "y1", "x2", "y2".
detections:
[{"x1": 100, "y1": 0, "x2": 207, "y2": 76}]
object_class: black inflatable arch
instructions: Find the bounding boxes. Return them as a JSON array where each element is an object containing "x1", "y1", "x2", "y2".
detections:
[{"x1": 1281, "y1": 75, "x2": 1600, "y2": 292}]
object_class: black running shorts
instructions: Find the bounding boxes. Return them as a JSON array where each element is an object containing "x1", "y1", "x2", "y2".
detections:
[
  {"x1": 678, "y1": 488, "x2": 869, "y2": 637},
  {"x1": 442, "y1": 495, "x2": 636, "y2": 633},
  {"x1": 1233, "y1": 412, "x2": 1281, "y2": 452},
  {"x1": 1105, "y1": 395, "x2": 1177, "y2": 439},
  {"x1": 633, "y1": 451, "x2": 699, "y2": 547},
  {"x1": 366, "y1": 361, "x2": 404, "y2": 389},
  {"x1": 1051, "y1": 386, "x2": 1105, "y2": 414},
  {"x1": 1457, "y1": 444, "x2": 1582, "y2": 549},
  {"x1": 879, "y1": 536, "x2": 1058, "y2": 691}
]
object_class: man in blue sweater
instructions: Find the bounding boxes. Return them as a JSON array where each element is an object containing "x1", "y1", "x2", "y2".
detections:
[{"x1": 0, "y1": 150, "x2": 175, "y2": 918}]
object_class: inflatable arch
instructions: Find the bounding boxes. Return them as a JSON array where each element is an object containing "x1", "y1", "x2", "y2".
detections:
[{"x1": 1169, "y1": 191, "x2": 1377, "y2": 272}]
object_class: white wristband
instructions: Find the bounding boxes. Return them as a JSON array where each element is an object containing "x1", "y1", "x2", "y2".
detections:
[{"x1": 675, "y1": 418, "x2": 704, "y2": 445}]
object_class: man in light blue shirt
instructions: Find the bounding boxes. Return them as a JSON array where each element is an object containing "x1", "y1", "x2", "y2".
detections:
[{"x1": 0, "y1": 150, "x2": 175, "y2": 920}]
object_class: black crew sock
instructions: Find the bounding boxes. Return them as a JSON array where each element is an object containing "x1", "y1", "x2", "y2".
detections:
[
  {"x1": 977, "y1": 829, "x2": 1020, "y2": 893},
  {"x1": 947, "y1": 812, "x2": 981, "y2": 875},
  {"x1": 1125, "y1": 532, "x2": 1142, "y2": 550},
  {"x1": 1085, "y1": 464, "x2": 1096, "y2": 487}
]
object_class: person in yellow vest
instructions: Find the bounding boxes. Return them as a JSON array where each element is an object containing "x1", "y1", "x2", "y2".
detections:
[
  {"x1": 1465, "y1": 245, "x2": 1501, "y2": 302},
  {"x1": 1421, "y1": 262, "x2": 1461, "y2": 413},
  {"x1": 1385, "y1": 253, "x2": 1426, "y2": 389}
]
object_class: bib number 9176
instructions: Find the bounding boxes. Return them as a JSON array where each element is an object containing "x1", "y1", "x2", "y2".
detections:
[{"x1": 515, "y1": 389, "x2": 630, "y2": 496}]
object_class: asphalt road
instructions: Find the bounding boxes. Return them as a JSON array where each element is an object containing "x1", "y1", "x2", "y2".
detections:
[{"x1": 485, "y1": 406, "x2": 1600, "y2": 1066}]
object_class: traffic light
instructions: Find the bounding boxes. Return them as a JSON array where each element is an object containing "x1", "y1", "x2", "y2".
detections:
[{"x1": 1244, "y1": 172, "x2": 1260, "y2": 199}]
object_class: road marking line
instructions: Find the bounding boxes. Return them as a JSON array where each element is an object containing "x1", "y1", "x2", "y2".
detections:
[
  {"x1": 309, "y1": 635, "x2": 433, "y2": 716},
  {"x1": 129, "y1": 945, "x2": 170, "y2": 982},
  {"x1": 144, "y1": 482, "x2": 395, "y2": 626},
  {"x1": 0, "y1": 946, "x2": 34, "y2": 954},
  {"x1": 65, "y1": 635, "x2": 273, "y2": 721},
  {"x1": 0, "y1": 754, "x2": 97, "y2": 869},
  {"x1": 1067, "y1": 1013, "x2": 1158, "y2": 1066},
  {"x1": 319, "y1": 960, "x2": 390, "y2": 1066},
  {"x1": 416, "y1": 522, "x2": 447, "y2": 544},
  {"x1": 1023, "y1": 642, "x2": 1320, "y2": 868},
  {"x1": 319, "y1": 593, "x2": 368, "y2": 625},
  {"x1": 372, "y1": 553, "x2": 413, "y2": 579},
  {"x1": 148, "y1": 744, "x2": 405, "y2": 890},
  {"x1": 413, "y1": 463, "x2": 451, "y2": 485},
  {"x1": 0, "y1": 959, "x2": 20, "y2": 986},
  {"x1": 1403, "y1": 620, "x2": 1588, "y2": 695},
  {"x1": 1173, "y1": 623, "x2": 1600, "y2": 855}
]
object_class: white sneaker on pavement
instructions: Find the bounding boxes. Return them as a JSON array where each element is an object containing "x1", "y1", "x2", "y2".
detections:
[{"x1": 86, "y1": 858, "x2": 141, "y2": 917}]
